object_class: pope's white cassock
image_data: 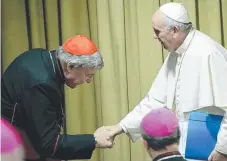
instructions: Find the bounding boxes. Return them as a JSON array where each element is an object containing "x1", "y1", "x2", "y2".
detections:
[{"x1": 119, "y1": 28, "x2": 227, "y2": 160}]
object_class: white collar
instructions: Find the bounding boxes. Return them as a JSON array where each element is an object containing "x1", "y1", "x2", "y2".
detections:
[{"x1": 175, "y1": 29, "x2": 196, "y2": 55}]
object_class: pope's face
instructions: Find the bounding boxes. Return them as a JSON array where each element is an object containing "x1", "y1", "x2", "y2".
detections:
[
  {"x1": 64, "y1": 66, "x2": 97, "y2": 88},
  {"x1": 152, "y1": 10, "x2": 176, "y2": 52}
]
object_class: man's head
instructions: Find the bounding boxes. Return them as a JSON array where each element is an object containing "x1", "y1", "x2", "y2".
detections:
[
  {"x1": 57, "y1": 35, "x2": 104, "y2": 88},
  {"x1": 140, "y1": 107, "x2": 180, "y2": 156},
  {"x1": 152, "y1": 3, "x2": 192, "y2": 52}
]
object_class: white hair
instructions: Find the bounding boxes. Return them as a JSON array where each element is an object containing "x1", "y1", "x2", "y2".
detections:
[
  {"x1": 57, "y1": 46, "x2": 104, "y2": 69},
  {"x1": 163, "y1": 14, "x2": 192, "y2": 33}
]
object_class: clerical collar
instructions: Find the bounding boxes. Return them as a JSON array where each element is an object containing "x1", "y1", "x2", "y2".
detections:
[
  {"x1": 49, "y1": 50, "x2": 65, "y2": 84},
  {"x1": 153, "y1": 151, "x2": 182, "y2": 161},
  {"x1": 175, "y1": 28, "x2": 196, "y2": 55}
]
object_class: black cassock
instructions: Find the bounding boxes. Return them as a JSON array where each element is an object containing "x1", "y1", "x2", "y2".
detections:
[
  {"x1": 153, "y1": 151, "x2": 187, "y2": 161},
  {"x1": 1, "y1": 49, "x2": 96, "y2": 161}
]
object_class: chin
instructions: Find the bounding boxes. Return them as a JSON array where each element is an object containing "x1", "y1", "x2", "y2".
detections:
[
  {"x1": 162, "y1": 44, "x2": 167, "y2": 49},
  {"x1": 71, "y1": 84, "x2": 78, "y2": 89},
  {"x1": 163, "y1": 45, "x2": 172, "y2": 52},
  {"x1": 66, "y1": 83, "x2": 77, "y2": 89}
]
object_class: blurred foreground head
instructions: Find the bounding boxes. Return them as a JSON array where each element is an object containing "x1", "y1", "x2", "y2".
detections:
[{"x1": 1, "y1": 118, "x2": 24, "y2": 161}]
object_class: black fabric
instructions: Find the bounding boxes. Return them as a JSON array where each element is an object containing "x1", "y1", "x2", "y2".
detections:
[
  {"x1": 1, "y1": 49, "x2": 96, "y2": 160},
  {"x1": 153, "y1": 151, "x2": 187, "y2": 161},
  {"x1": 25, "y1": 158, "x2": 46, "y2": 161}
]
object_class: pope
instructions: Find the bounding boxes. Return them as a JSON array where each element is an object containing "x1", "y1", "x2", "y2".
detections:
[{"x1": 106, "y1": 3, "x2": 227, "y2": 161}]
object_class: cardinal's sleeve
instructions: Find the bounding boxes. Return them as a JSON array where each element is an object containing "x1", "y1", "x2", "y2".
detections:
[{"x1": 21, "y1": 83, "x2": 96, "y2": 160}]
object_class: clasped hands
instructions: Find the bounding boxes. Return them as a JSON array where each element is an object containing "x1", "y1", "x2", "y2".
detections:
[{"x1": 93, "y1": 124, "x2": 123, "y2": 148}]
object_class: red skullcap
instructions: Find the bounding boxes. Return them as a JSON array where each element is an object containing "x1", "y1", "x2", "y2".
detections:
[{"x1": 62, "y1": 35, "x2": 98, "y2": 55}]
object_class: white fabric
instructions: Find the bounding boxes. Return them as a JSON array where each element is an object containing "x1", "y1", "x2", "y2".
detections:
[
  {"x1": 120, "y1": 29, "x2": 227, "y2": 155},
  {"x1": 159, "y1": 2, "x2": 189, "y2": 23}
]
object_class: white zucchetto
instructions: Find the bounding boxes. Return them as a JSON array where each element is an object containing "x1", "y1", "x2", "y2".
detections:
[{"x1": 160, "y1": 2, "x2": 190, "y2": 23}]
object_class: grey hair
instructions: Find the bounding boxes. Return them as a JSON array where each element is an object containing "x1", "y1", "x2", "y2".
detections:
[
  {"x1": 57, "y1": 46, "x2": 104, "y2": 69},
  {"x1": 163, "y1": 14, "x2": 192, "y2": 33}
]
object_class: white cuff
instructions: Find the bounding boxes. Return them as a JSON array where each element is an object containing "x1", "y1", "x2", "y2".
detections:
[
  {"x1": 215, "y1": 144, "x2": 227, "y2": 155},
  {"x1": 119, "y1": 122, "x2": 128, "y2": 133}
]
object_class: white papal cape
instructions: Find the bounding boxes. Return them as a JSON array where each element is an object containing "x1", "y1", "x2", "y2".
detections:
[{"x1": 120, "y1": 29, "x2": 227, "y2": 157}]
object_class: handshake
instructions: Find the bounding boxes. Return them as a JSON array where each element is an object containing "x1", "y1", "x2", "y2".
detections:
[{"x1": 93, "y1": 124, "x2": 123, "y2": 148}]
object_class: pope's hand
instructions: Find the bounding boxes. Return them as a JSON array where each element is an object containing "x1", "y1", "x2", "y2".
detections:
[
  {"x1": 208, "y1": 150, "x2": 227, "y2": 161},
  {"x1": 94, "y1": 126, "x2": 115, "y2": 148},
  {"x1": 103, "y1": 124, "x2": 123, "y2": 136},
  {"x1": 100, "y1": 124, "x2": 124, "y2": 143}
]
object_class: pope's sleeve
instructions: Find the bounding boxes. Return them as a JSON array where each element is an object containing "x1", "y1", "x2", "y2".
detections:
[
  {"x1": 120, "y1": 92, "x2": 166, "y2": 142},
  {"x1": 209, "y1": 51, "x2": 227, "y2": 155},
  {"x1": 21, "y1": 83, "x2": 96, "y2": 160},
  {"x1": 119, "y1": 55, "x2": 170, "y2": 142}
]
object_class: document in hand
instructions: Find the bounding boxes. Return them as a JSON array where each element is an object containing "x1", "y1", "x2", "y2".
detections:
[{"x1": 185, "y1": 112, "x2": 223, "y2": 160}]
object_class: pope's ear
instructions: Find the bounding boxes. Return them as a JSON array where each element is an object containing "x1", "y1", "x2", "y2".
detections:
[{"x1": 173, "y1": 26, "x2": 180, "y2": 34}]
